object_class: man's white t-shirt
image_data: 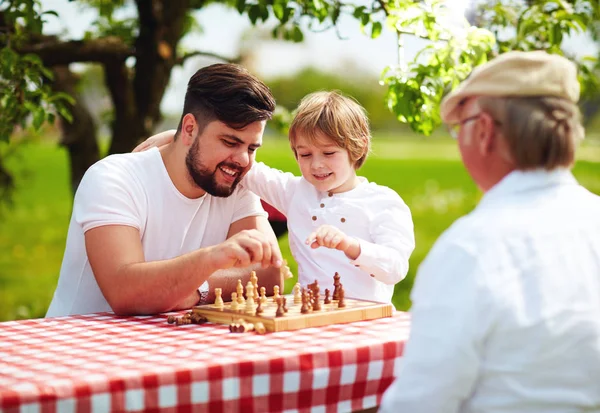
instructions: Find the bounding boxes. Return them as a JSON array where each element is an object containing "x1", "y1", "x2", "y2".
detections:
[{"x1": 46, "y1": 148, "x2": 265, "y2": 317}]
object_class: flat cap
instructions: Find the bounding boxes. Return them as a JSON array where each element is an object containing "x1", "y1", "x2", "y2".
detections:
[{"x1": 440, "y1": 51, "x2": 580, "y2": 124}]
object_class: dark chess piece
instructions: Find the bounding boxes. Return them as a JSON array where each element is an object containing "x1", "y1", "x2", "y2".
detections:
[
  {"x1": 338, "y1": 283, "x2": 346, "y2": 308},
  {"x1": 275, "y1": 297, "x2": 285, "y2": 317},
  {"x1": 332, "y1": 272, "x2": 341, "y2": 300},
  {"x1": 300, "y1": 292, "x2": 309, "y2": 314},
  {"x1": 282, "y1": 296, "x2": 288, "y2": 313},
  {"x1": 255, "y1": 298, "x2": 263, "y2": 315},
  {"x1": 312, "y1": 282, "x2": 321, "y2": 311},
  {"x1": 324, "y1": 288, "x2": 331, "y2": 304}
]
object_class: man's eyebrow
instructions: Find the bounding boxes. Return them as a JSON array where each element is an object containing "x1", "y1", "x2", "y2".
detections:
[{"x1": 221, "y1": 134, "x2": 262, "y2": 148}]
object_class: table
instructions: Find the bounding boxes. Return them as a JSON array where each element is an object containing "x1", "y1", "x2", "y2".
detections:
[{"x1": 0, "y1": 311, "x2": 410, "y2": 413}]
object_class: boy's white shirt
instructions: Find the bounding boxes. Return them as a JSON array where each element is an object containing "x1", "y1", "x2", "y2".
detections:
[{"x1": 244, "y1": 161, "x2": 415, "y2": 304}]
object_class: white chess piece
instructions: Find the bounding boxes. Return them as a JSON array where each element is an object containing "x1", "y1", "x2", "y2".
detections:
[
  {"x1": 245, "y1": 281, "x2": 256, "y2": 314},
  {"x1": 273, "y1": 285, "x2": 280, "y2": 303},
  {"x1": 214, "y1": 288, "x2": 224, "y2": 308},
  {"x1": 293, "y1": 283, "x2": 302, "y2": 304},
  {"x1": 230, "y1": 292, "x2": 239, "y2": 311}
]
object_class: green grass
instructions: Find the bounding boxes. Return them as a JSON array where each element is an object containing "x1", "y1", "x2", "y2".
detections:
[{"x1": 1, "y1": 137, "x2": 599, "y2": 321}]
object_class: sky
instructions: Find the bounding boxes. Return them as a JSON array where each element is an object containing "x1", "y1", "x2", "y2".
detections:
[{"x1": 43, "y1": 0, "x2": 597, "y2": 114}]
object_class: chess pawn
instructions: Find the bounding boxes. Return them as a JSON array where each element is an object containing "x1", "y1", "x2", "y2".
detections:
[
  {"x1": 214, "y1": 288, "x2": 224, "y2": 308},
  {"x1": 260, "y1": 287, "x2": 267, "y2": 304},
  {"x1": 300, "y1": 292, "x2": 309, "y2": 314},
  {"x1": 245, "y1": 281, "x2": 256, "y2": 314},
  {"x1": 282, "y1": 297, "x2": 288, "y2": 313},
  {"x1": 293, "y1": 283, "x2": 302, "y2": 304},
  {"x1": 236, "y1": 280, "x2": 245, "y2": 305},
  {"x1": 230, "y1": 293, "x2": 239, "y2": 311},
  {"x1": 324, "y1": 288, "x2": 331, "y2": 304},
  {"x1": 275, "y1": 297, "x2": 285, "y2": 317},
  {"x1": 273, "y1": 285, "x2": 281, "y2": 302},
  {"x1": 255, "y1": 298, "x2": 264, "y2": 315}
]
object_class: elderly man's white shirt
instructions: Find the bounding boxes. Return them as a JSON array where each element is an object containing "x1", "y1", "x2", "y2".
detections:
[
  {"x1": 244, "y1": 162, "x2": 415, "y2": 303},
  {"x1": 380, "y1": 169, "x2": 600, "y2": 412},
  {"x1": 46, "y1": 148, "x2": 265, "y2": 317}
]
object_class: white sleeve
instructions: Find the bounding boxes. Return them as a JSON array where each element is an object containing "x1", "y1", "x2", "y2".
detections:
[
  {"x1": 231, "y1": 184, "x2": 267, "y2": 223},
  {"x1": 73, "y1": 160, "x2": 145, "y2": 233},
  {"x1": 379, "y1": 235, "x2": 487, "y2": 413},
  {"x1": 349, "y1": 192, "x2": 415, "y2": 285},
  {"x1": 242, "y1": 162, "x2": 298, "y2": 216}
]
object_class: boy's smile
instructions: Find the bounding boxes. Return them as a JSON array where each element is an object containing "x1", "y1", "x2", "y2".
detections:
[{"x1": 293, "y1": 132, "x2": 359, "y2": 194}]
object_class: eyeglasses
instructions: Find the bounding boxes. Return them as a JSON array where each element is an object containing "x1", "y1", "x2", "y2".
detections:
[{"x1": 447, "y1": 114, "x2": 482, "y2": 139}]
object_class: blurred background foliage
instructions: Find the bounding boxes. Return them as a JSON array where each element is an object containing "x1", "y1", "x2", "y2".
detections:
[{"x1": 1, "y1": 0, "x2": 599, "y2": 320}]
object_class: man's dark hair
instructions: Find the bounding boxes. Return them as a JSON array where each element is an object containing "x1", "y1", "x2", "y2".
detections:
[{"x1": 176, "y1": 63, "x2": 276, "y2": 137}]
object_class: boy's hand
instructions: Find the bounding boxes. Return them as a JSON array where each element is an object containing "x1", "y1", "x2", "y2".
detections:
[
  {"x1": 132, "y1": 129, "x2": 176, "y2": 152},
  {"x1": 306, "y1": 224, "x2": 361, "y2": 260}
]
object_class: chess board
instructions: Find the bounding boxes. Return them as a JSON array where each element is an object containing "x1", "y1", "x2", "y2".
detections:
[{"x1": 192, "y1": 294, "x2": 394, "y2": 332}]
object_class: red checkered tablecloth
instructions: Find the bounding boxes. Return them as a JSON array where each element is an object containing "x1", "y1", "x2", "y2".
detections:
[{"x1": 0, "y1": 312, "x2": 410, "y2": 413}]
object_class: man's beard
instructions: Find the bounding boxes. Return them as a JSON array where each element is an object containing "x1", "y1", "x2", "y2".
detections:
[{"x1": 185, "y1": 137, "x2": 244, "y2": 197}]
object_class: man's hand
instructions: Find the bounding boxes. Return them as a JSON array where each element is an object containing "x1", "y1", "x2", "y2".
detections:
[
  {"x1": 209, "y1": 229, "x2": 283, "y2": 270},
  {"x1": 305, "y1": 224, "x2": 361, "y2": 260}
]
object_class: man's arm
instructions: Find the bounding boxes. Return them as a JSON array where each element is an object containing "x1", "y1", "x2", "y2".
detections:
[
  {"x1": 85, "y1": 224, "x2": 281, "y2": 315},
  {"x1": 205, "y1": 214, "x2": 283, "y2": 303}
]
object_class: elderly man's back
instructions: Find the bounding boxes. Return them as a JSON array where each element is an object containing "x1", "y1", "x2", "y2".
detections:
[
  {"x1": 456, "y1": 169, "x2": 600, "y2": 411},
  {"x1": 381, "y1": 169, "x2": 600, "y2": 412}
]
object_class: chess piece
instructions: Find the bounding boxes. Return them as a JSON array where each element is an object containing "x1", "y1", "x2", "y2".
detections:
[
  {"x1": 324, "y1": 288, "x2": 331, "y2": 304},
  {"x1": 275, "y1": 297, "x2": 285, "y2": 317},
  {"x1": 273, "y1": 285, "x2": 281, "y2": 302},
  {"x1": 230, "y1": 293, "x2": 239, "y2": 311},
  {"x1": 245, "y1": 281, "x2": 256, "y2": 314},
  {"x1": 260, "y1": 287, "x2": 267, "y2": 304},
  {"x1": 282, "y1": 297, "x2": 288, "y2": 313},
  {"x1": 312, "y1": 281, "x2": 321, "y2": 311},
  {"x1": 214, "y1": 288, "x2": 224, "y2": 308},
  {"x1": 250, "y1": 271, "x2": 259, "y2": 300},
  {"x1": 254, "y1": 322, "x2": 266, "y2": 335},
  {"x1": 255, "y1": 298, "x2": 263, "y2": 315},
  {"x1": 338, "y1": 283, "x2": 346, "y2": 308},
  {"x1": 236, "y1": 280, "x2": 245, "y2": 305},
  {"x1": 293, "y1": 283, "x2": 302, "y2": 304},
  {"x1": 280, "y1": 260, "x2": 294, "y2": 279},
  {"x1": 333, "y1": 272, "x2": 341, "y2": 300},
  {"x1": 300, "y1": 291, "x2": 309, "y2": 314}
]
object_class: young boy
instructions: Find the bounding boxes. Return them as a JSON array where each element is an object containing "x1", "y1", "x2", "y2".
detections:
[{"x1": 136, "y1": 91, "x2": 415, "y2": 304}]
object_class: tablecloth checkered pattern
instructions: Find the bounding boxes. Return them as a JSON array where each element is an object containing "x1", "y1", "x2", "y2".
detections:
[{"x1": 0, "y1": 311, "x2": 410, "y2": 413}]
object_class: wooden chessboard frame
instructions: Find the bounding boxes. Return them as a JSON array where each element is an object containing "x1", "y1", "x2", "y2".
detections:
[{"x1": 192, "y1": 294, "x2": 394, "y2": 332}]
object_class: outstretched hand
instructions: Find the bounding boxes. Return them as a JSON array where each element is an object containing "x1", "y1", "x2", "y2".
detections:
[
  {"x1": 132, "y1": 129, "x2": 177, "y2": 153},
  {"x1": 210, "y1": 229, "x2": 283, "y2": 271},
  {"x1": 305, "y1": 224, "x2": 361, "y2": 260}
]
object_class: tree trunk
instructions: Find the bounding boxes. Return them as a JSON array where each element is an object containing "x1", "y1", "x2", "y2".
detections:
[{"x1": 52, "y1": 66, "x2": 100, "y2": 194}]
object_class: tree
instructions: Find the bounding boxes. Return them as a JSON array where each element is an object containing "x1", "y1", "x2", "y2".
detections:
[{"x1": 1, "y1": 0, "x2": 599, "y2": 204}]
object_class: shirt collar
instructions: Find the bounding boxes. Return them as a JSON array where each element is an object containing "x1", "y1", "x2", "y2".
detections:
[{"x1": 479, "y1": 168, "x2": 578, "y2": 207}]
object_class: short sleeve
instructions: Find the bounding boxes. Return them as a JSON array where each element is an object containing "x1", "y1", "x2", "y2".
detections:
[
  {"x1": 73, "y1": 160, "x2": 145, "y2": 233},
  {"x1": 231, "y1": 184, "x2": 268, "y2": 223}
]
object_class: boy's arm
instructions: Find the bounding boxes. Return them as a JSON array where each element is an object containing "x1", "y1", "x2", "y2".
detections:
[
  {"x1": 350, "y1": 197, "x2": 415, "y2": 285},
  {"x1": 242, "y1": 162, "x2": 297, "y2": 215}
]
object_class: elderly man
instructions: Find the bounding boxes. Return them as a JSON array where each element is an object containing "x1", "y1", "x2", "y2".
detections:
[{"x1": 380, "y1": 51, "x2": 600, "y2": 412}]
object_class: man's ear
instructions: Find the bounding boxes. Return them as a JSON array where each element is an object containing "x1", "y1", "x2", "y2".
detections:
[
  {"x1": 181, "y1": 114, "x2": 197, "y2": 146},
  {"x1": 478, "y1": 112, "x2": 497, "y2": 156}
]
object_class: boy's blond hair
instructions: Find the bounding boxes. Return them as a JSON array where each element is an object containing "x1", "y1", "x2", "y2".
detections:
[{"x1": 289, "y1": 91, "x2": 371, "y2": 169}]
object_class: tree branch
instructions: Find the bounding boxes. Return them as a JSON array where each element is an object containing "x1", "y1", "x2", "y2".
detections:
[
  {"x1": 17, "y1": 37, "x2": 133, "y2": 66},
  {"x1": 175, "y1": 50, "x2": 240, "y2": 66}
]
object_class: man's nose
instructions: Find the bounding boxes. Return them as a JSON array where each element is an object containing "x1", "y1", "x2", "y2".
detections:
[{"x1": 232, "y1": 150, "x2": 250, "y2": 168}]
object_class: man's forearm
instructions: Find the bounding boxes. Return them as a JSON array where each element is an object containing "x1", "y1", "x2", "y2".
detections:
[{"x1": 206, "y1": 264, "x2": 283, "y2": 303}]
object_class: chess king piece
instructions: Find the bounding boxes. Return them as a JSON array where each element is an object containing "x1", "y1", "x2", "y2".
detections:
[
  {"x1": 214, "y1": 288, "x2": 224, "y2": 308},
  {"x1": 245, "y1": 281, "x2": 256, "y2": 314},
  {"x1": 332, "y1": 272, "x2": 341, "y2": 300}
]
